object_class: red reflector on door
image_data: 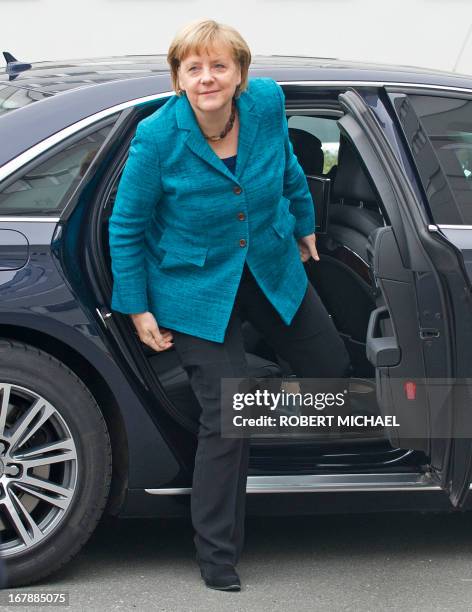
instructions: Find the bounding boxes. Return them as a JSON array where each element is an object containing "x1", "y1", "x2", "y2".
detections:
[{"x1": 404, "y1": 381, "x2": 417, "y2": 400}]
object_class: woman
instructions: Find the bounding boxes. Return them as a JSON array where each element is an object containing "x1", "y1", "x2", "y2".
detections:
[{"x1": 109, "y1": 18, "x2": 351, "y2": 592}]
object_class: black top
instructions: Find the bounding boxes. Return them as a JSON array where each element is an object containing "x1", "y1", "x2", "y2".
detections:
[{"x1": 221, "y1": 154, "x2": 237, "y2": 175}]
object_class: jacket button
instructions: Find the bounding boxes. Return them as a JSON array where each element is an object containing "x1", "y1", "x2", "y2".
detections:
[
  {"x1": 239, "y1": 239, "x2": 247, "y2": 247},
  {"x1": 238, "y1": 212, "x2": 245, "y2": 221},
  {"x1": 233, "y1": 186, "x2": 242, "y2": 195}
]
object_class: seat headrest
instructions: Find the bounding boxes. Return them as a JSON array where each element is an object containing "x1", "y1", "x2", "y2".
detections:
[
  {"x1": 288, "y1": 128, "x2": 324, "y2": 175},
  {"x1": 333, "y1": 136, "x2": 377, "y2": 203}
]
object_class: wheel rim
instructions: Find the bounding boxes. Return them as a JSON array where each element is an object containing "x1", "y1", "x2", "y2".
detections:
[{"x1": 0, "y1": 383, "x2": 78, "y2": 557}]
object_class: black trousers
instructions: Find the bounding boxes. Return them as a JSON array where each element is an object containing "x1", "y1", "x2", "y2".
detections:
[{"x1": 171, "y1": 263, "x2": 351, "y2": 568}]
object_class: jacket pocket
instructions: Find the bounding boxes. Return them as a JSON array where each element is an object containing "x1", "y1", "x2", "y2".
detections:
[
  {"x1": 157, "y1": 227, "x2": 208, "y2": 267},
  {"x1": 271, "y1": 199, "x2": 297, "y2": 239}
]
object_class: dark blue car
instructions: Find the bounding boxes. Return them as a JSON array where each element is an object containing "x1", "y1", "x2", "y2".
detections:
[{"x1": 1, "y1": 52, "x2": 472, "y2": 587}]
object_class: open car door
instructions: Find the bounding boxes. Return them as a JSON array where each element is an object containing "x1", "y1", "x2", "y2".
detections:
[{"x1": 337, "y1": 89, "x2": 472, "y2": 508}]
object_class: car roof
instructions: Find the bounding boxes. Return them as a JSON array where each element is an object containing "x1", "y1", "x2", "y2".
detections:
[
  {"x1": 2, "y1": 54, "x2": 472, "y2": 93},
  {"x1": 1, "y1": 54, "x2": 472, "y2": 170}
]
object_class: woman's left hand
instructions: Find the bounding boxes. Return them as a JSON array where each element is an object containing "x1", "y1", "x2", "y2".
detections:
[{"x1": 297, "y1": 233, "x2": 320, "y2": 263}]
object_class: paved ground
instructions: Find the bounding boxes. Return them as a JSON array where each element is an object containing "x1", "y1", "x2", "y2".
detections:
[{"x1": 4, "y1": 510, "x2": 472, "y2": 611}]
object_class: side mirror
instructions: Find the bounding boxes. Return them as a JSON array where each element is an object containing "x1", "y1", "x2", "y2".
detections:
[{"x1": 306, "y1": 175, "x2": 330, "y2": 235}]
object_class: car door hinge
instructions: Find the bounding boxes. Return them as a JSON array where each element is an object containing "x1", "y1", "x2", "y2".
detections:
[
  {"x1": 419, "y1": 328, "x2": 440, "y2": 339},
  {"x1": 96, "y1": 306, "x2": 113, "y2": 329}
]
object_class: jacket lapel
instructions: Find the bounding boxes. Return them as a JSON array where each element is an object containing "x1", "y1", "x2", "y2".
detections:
[
  {"x1": 234, "y1": 90, "x2": 260, "y2": 179},
  {"x1": 175, "y1": 85, "x2": 260, "y2": 183}
]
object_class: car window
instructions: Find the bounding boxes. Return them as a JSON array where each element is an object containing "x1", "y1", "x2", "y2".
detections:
[
  {"x1": 0, "y1": 118, "x2": 117, "y2": 216},
  {"x1": 0, "y1": 85, "x2": 50, "y2": 116},
  {"x1": 406, "y1": 94, "x2": 472, "y2": 225},
  {"x1": 287, "y1": 115, "x2": 340, "y2": 174}
]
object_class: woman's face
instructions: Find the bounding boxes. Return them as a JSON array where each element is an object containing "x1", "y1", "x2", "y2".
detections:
[{"x1": 178, "y1": 43, "x2": 242, "y2": 114}]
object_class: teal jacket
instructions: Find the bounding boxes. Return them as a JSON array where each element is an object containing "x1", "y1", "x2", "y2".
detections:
[{"x1": 109, "y1": 77, "x2": 315, "y2": 343}]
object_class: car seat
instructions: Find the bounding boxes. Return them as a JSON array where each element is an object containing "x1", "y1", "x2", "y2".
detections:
[{"x1": 288, "y1": 130, "x2": 385, "y2": 377}]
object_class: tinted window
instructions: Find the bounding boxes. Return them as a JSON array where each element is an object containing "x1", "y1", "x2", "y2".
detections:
[
  {"x1": 287, "y1": 115, "x2": 340, "y2": 174},
  {"x1": 0, "y1": 85, "x2": 49, "y2": 116},
  {"x1": 404, "y1": 94, "x2": 472, "y2": 224},
  {"x1": 0, "y1": 120, "x2": 116, "y2": 215}
]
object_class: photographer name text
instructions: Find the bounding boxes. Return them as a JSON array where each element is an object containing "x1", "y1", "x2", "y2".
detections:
[{"x1": 232, "y1": 414, "x2": 399, "y2": 427}]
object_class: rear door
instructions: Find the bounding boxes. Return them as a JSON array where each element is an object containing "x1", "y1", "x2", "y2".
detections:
[{"x1": 337, "y1": 88, "x2": 472, "y2": 508}]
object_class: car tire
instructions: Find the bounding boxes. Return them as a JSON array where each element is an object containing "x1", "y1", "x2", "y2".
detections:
[{"x1": 0, "y1": 340, "x2": 112, "y2": 587}]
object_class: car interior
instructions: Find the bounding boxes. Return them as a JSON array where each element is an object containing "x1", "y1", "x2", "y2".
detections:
[{"x1": 101, "y1": 94, "x2": 396, "y2": 446}]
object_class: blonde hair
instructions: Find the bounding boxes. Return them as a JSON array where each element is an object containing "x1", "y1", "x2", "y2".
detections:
[{"x1": 167, "y1": 19, "x2": 251, "y2": 97}]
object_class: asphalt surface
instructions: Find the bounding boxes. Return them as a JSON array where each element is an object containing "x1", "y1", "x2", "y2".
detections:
[{"x1": 4, "y1": 510, "x2": 472, "y2": 611}]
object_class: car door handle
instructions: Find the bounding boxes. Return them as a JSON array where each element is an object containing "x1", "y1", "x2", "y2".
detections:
[{"x1": 366, "y1": 306, "x2": 401, "y2": 367}]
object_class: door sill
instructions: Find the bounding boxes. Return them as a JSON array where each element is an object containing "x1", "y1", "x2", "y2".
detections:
[{"x1": 145, "y1": 472, "x2": 443, "y2": 495}]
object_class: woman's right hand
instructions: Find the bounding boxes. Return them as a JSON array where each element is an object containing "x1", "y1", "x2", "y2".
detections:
[{"x1": 130, "y1": 312, "x2": 174, "y2": 352}]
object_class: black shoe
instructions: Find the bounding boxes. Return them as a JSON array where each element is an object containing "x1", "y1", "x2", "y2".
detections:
[{"x1": 199, "y1": 563, "x2": 241, "y2": 592}]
